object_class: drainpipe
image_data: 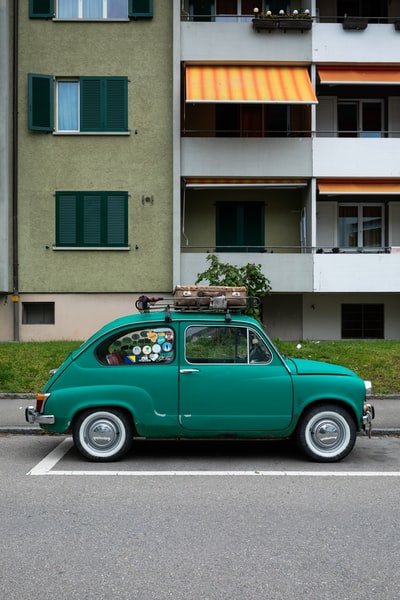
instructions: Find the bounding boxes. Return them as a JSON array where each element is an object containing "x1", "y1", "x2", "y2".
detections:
[{"x1": 12, "y1": 0, "x2": 19, "y2": 341}]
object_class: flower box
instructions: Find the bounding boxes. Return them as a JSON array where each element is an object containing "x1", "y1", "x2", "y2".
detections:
[
  {"x1": 252, "y1": 18, "x2": 279, "y2": 32},
  {"x1": 279, "y1": 18, "x2": 312, "y2": 31},
  {"x1": 342, "y1": 17, "x2": 368, "y2": 30}
]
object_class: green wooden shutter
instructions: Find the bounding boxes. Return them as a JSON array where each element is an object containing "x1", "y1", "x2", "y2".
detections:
[
  {"x1": 81, "y1": 78, "x2": 127, "y2": 132},
  {"x1": 28, "y1": 74, "x2": 54, "y2": 131},
  {"x1": 29, "y1": 0, "x2": 54, "y2": 18},
  {"x1": 106, "y1": 194, "x2": 128, "y2": 245},
  {"x1": 105, "y1": 79, "x2": 128, "y2": 131},
  {"x1": 56, "y1": 194, "x2": 77, "y2": 246},
  {"x1": 80, "y1": 78, "x2": 102, "y2": 132},
  {"x1": 129, "y1": 0, "x2": 153, "y2": 18},
  {"x1": 83, "y1": 195, "x2": 102, "y2": 245}
]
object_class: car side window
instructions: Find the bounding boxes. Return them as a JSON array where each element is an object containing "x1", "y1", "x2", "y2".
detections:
[
  {"x1": 185, "y1": 325, "x2": 272, "y2": 364},
  {"x1": 96, "y1": 327, "x2": 175, "y2": 365}
]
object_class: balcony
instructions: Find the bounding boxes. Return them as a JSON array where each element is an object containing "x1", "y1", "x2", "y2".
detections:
[
  {"x1": 181, "y1": 137, "x2": 313, "y2": 178},
  {"x1": 180, "y1": 18, "x2": 400, "y2": 64},
  {"x1": 313, "y1": 138, "x2": 400, "y2": 177},
  {"x1": 180, "y1": 250, "x2": 400, "y2": 293}
]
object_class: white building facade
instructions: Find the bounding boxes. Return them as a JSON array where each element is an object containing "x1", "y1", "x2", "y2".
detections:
[{"x1": 173, "y1": 0, "x2": 400, "y2": 340}]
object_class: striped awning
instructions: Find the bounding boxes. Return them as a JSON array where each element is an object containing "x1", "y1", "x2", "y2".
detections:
[
  {"x1": 318, "y1": 67, "x2": 400, "y2": 85},
  {"x1": 185, "y1": 178, "x2": 308, "y2": 188},
  {"x1": 318, "y1": 180, "x2": 400, "y2": 194},
  {"x1": 185, "y1": 65, "x2": 317, "y2": 103}
]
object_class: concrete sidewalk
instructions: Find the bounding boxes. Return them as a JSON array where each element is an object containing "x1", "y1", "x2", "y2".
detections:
[{"x1": 0, "y1": 394, "x2": 399, "y2": 435}]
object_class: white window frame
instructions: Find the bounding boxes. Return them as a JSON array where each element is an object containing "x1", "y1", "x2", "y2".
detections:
[
  {"x1": 56, "y1": 79, "x2": 80, "y2": 133},
  {"x1": 338, "y1": 203, "x2": 385, "y2": 251},
  {"x1": 56, "y1": 0, "x2": 128, "y2": 20}
]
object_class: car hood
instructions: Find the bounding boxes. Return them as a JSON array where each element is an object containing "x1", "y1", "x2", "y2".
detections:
[{"x1": 286, "y1": 357, "x2": 356, "y2": 378}]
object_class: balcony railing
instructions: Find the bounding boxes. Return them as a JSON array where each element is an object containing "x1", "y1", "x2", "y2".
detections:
[
  {"x1": 180, "y1": 245, "x2": 394, "y2": 254},
  {"x1": 180, "y1": 12, "x2": 400, "y2": 25}
]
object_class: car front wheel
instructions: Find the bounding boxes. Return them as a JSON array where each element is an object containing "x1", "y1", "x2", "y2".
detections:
[
  {"x1": 73, "y1": 409, "x2": 133, "y2": 462},
  {"x1": 296, "y1": 404, "x2": 356, "y2": 462}
]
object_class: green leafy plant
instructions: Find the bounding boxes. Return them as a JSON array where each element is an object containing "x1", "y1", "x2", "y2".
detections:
[{"x1": 195, "y1": 254, "x2": 271, "y2": 320}]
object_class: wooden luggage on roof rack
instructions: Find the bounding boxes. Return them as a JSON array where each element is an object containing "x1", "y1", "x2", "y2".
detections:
[{"x1": 173, "y1": 285, "x2": 247, "y2": 308}]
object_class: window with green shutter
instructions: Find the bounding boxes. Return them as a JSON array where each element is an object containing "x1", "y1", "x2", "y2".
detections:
[
  {"x1": 29, "y1": 0, "x2": 54, "y2": 18},
  {"x1": 129, "y1": 0, "x2": 153, "y2": 18},
  {"x1": 28, "y1": 75, "x2": 128, "y2": 133},
  {"x1": 56, "y1": 192, "x2": 129, "y2": 248}
]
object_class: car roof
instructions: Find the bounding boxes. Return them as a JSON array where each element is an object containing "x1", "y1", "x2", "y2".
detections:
[{"x1": 82, "y1": 310, "x2": 258, "y2": 346}]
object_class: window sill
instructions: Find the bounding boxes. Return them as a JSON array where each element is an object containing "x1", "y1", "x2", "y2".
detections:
[
  {"x1": 52, "y1": 246, "x2": 131, "y2": 251},
  {"x1": 52, "y1": 18, "x2": 130, "y2": 22},
  {"x1": 53, "y1": 131, "x2": 131, "y2": 136}
]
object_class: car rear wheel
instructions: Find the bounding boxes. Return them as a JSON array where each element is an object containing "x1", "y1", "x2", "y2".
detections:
[
  {"x1": 73, "y1": 409, "x2": 133, "y2": 462},
  {"x1": 296, "y1": 404, "x2": 356, "y2": 462}
]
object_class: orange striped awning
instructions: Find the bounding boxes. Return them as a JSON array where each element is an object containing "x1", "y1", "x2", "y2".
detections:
[
  {"x1": 318, "y1": 180, "x2": 400, "y2": 194},
  {"x1": 318, "y1": 67, "x2": 400, "y2": 85},
  {"x1": 185, "y1": 178, "x2": 308, "y2": 188},
  {"x1": 185, "y1": 65, "x2": 317, "y2": 103}
]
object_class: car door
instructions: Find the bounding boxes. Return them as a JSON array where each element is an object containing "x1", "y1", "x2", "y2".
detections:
[{"x1": 179, "y1": 324, "x2": 293, "y2": 432}]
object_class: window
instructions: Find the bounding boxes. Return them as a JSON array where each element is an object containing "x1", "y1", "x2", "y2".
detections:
[
  {"x1": 342, "y1": 304, "x2": 384, "y2": 339},
  {"x1": 337, "y1": 0, "x2": 387, "y2": 20},
  {"x1": 338, "y1": 204, "x2": 384, "y2": 250},
  {"x1": 29, "y1": 0, "x2": 153, "y2": 18},
  {"x1": 57, "y1": 0, "x2": 128, "y2": 19},
  {"x1": 28, "y1": 75, "x2": 128, "y2": 133},
  {"x1": 96, "y1": 327, "x2": 175, "y2": 365},
  {"x1": 22, "y1": 303, "x2": 55, "y2": 325},
  {"x1": 55, "y1": 192, "x2": 128, "y2": 248},
  {"x1": 185, "y1": 326, "x2": 272, "y2": 364},
  {"x1": 216, "y1": 202, "x2": 265, "y2": 251},
  {"x1": 338, "y1": 100, "x2": 383, "y2": 138}
]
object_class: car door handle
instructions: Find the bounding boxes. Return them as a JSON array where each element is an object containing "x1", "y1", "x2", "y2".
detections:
[{"x1": 180, "y1": 369, "x2": 200, "y2": 374}]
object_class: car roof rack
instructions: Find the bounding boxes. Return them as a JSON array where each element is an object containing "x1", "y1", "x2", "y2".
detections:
[{"x1": 135, "y1": 290, "x2": 261, "y2": 322}]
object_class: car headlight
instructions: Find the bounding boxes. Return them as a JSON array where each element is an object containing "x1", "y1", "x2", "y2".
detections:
[{"x1": 364, "y1": 380, "x2": 372, "y2": 395}]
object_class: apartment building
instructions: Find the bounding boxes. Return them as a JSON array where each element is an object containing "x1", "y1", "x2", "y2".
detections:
[
  {"x1": 0, "y1": 0, "x2": 172, "y2": 341},
  {"x1": 174, "y1": 0, "x2": 400, "y2": 340},
  {"x1": 1, "y1": 1, "x2": 400, "y2": 342}
]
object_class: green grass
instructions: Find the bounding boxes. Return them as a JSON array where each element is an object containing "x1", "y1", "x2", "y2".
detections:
[
  {"x1": 0, "y1": 341, "x2": 82, "y2": 393},
  {"x1": 0, "y1": 339, "x2": 399, "y2": 394},
  {"x1": 276, "y1": 340, "x2": 400, "y2": 395}
]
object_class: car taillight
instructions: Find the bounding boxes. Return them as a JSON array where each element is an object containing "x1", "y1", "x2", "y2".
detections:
[{"x1": 36, "y1": 393, "x2": 49, "y2": 413}]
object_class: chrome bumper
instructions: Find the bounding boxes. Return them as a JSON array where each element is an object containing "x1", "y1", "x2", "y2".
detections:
[
  {"x1": 362, "y1": 402, "x2": 375, "y2": 438},
  {"x1": 25, "y1": 406, "x2": 55, "y2": 425}
]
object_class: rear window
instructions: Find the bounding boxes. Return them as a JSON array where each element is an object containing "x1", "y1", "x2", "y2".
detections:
[{"x1": 96, "y1": 327, "x2": 175, "y2": 365}]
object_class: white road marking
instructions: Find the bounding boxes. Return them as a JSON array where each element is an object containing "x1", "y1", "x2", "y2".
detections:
[
  {"x1": 27, "y1": 437, "x2": 400, "y2": 477},
  {"x1": 27, "y1": 438, "x2": 74, "y2": 475}
]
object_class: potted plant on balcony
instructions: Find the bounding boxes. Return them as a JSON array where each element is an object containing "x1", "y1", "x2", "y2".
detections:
[
  {"x1": 252, "y1": 7, "x2": 312, "y2": 32},
  {"x1": 252, "y1": 8, "x2": 279, "y2": 31},
  {"x1": 278, "y1": 8, "x2": 312, "y2": 31},
  {"x1": 341, "y1": 14, "x2": 368, "y2": 30}
]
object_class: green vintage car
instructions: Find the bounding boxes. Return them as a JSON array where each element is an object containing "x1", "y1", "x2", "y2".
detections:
[{"x1": 26, "y1": 294, "x2": 374, "y2": 463}]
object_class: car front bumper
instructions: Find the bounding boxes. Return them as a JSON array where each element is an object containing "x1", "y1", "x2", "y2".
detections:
[
  {"x1": 362, "y1": 402, "x2": 375, "y2": 437},
  {"x1": 25, "y1": 406, "x2": 55, "y2": 425}
]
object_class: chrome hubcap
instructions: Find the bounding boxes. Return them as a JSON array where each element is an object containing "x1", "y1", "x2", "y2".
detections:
[
  {"x1": 87, "y1": 420, "x2": 119, "y2": 450},
  {"x1": 312, "y1": 420, "x2": 342, "y2": 448}
]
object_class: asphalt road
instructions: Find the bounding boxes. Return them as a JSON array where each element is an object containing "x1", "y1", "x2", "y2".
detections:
[{"x1": 2, "y1": 434, "x2": 400, "y2": 599}]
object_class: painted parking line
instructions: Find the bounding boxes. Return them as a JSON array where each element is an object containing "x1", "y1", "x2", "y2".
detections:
[{"x1": 27, "y1": 437, "x2": 400, "y2": 477}]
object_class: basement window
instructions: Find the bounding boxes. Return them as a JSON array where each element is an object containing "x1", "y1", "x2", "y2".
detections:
[
  {"x1": 22, "y1": 303, "x2": 55, "y2": 325},
  {"x1": 341, "y1": 303, "x2": 384, "y2": 339}
]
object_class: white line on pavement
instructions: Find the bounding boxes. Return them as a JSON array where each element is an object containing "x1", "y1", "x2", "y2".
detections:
[{"x1": 27, "y1": 438, "x2": 400, "y2": 477}]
